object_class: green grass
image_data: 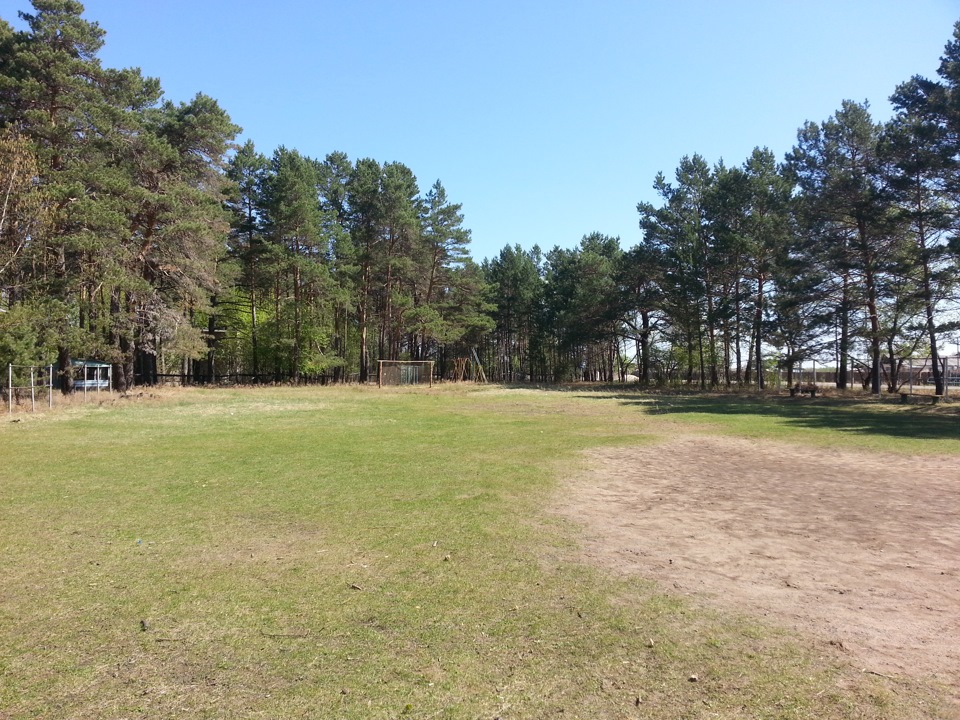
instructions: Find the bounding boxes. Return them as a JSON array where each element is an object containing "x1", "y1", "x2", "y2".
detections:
[
  {"x1": 576, "y1": 387, "x2": 960, "y2": 454},
  {"x1": 1, "y1": 385, "x2": 955, "y2": 718}
]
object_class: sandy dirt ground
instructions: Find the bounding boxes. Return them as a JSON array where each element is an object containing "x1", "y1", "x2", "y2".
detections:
[{"x1": 553, "y1": 433, "x2": 960, "y2": 698}]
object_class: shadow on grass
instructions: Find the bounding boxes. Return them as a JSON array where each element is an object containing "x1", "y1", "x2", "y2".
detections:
[{"x1": 568, "y1": 387, "x2": 960, "y2": 443}]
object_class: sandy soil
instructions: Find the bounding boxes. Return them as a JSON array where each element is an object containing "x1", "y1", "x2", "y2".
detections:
[{"x1": 554, "y1": 433, "x2": 960, "y2": 696}]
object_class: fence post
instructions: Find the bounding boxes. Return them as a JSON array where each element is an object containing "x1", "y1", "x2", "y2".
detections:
[
  {"x1": 7, "y1": 364, "x2": 11, "y2": 415},
  {"x1": 30, "y1": 367, "x2": 35, "y2": 412},
  {"x1": 48, "y1": 365, "x2": 53, "y2": 408},
  {"x1": 945, "y1": 358, "x2": 950, "y2": 400}
]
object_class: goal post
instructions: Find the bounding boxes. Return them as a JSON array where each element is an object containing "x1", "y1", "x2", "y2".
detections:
[
  {"x1": 377, "y1": 360, "x2": 434, "y2": 388},
  {"x1": 6, "y1": 364, "x2": 54, "y2": 413}
]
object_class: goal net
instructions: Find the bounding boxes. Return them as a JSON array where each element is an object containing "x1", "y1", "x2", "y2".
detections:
[{"x1": 378, "y1": 360, "x2": 434, "y2": 387}]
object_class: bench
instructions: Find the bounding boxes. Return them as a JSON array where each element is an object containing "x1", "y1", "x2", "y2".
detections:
[{"x1": 900, "y1": 393, "x2": 942, "y2": 405}]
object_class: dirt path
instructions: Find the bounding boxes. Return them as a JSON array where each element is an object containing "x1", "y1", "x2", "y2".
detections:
[{"x1": 554, "y1": 434, "x2": 960, "y2": 694}]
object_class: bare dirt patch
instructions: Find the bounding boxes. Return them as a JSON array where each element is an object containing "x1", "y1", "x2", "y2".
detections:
[{"x1": 554, "y1": 434, "x2": 960, "y2": 698}]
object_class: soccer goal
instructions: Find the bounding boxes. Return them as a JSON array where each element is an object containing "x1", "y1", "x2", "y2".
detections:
[
  {"x1": 6, "y1": 364, "x2": 54, "y2": 413},
  {"x1": 377, "y1": 360, "x2": 434, "y2": 388}
]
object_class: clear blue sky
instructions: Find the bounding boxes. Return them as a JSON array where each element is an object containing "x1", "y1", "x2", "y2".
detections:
[{"x1": 2, "y1": 1, "x2": 957, "y2": 262}]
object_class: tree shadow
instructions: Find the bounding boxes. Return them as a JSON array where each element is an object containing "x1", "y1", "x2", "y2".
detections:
[{"x1": 572, "y1": 388, "x2": 960, "y2": 442}]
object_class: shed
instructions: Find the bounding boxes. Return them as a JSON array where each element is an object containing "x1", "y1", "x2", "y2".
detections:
[{"x1": 72, "y1": 360, "x2": 112, "y2": 390}]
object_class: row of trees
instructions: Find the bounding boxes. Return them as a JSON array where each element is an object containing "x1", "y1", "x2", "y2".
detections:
[
  {"x1": 218, "y1": 144, "x2": 492, "y2": 384},
  {"x1": 2, "y1": 1, "x2": 958, "y2": 392},
  {"x1": 483, "y1": 38, "x2": 960, "y2": 393},
  {"x1": 0, "y1": 1, "x2": 240, "y2": 390},
  {"x1": 0, "y1": 1, "x2": 491, "y2": 389}
]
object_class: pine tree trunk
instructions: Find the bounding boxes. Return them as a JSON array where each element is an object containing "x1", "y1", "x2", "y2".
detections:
[
  {"x1": 837, "y1": 273, "x2": 850, "y2": 389},
  {"x1": 916, "y1": 214, "x2": 944, "y2": 395},
  {"x1": 754, "y1": 275, "x2": 764, "y2": 389},
  {"x1": 863, "y1": 261, "x2": 882, "y2": 394},
  {"x1": 58, "y1": 346, "x2": 73, "y2": 394},
  {"x1": 639, "y1": 310, "x2": 651, "y2": 385}
]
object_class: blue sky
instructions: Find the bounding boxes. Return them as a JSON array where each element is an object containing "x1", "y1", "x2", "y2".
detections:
[{"x1": 2, "y1": 1, "x2": 957, "y2": 262}]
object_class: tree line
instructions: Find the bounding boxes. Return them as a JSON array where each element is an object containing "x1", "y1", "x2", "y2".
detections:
[
  {"x1": 481, "y1": 32, "x2": 960, "y2": 393},
  {"x1": 0, "y1": 0, "x2": 491, "y2": 389},
  {"x1": 2, "y1": 1, "x2": 959, "y2": 393}
]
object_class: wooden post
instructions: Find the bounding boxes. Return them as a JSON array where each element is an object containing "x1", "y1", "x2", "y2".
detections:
[{"x1": 944, "y1": 357, "x2": 949, "y2": 400}]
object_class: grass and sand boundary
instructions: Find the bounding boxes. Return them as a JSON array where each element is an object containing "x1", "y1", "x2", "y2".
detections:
[{"x1": 2, "y1": 385, "x2": 957, "y2": 718}]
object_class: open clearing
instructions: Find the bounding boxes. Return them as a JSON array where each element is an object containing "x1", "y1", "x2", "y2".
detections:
[
  {"x1": 2, "y1": 386, "x2": 958, "y2": 719},
  {"x1": 555, "y1": 433, "x2": 960, "y2": 697}
]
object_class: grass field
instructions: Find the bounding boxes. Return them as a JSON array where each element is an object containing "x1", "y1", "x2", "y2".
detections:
[{"x1": 1, "y1": 385, "x2": 957, "y2": 719}]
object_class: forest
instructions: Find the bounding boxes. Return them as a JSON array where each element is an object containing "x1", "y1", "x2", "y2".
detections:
[{"x1": 1, "y1": 0, "x2": 959, "y2": 393}]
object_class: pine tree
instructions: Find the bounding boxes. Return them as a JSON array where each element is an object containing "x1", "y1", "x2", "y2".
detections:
[
  {"x1": 485, "y1": 244, "x2": 544, "y2": 381},
  {"x1": 409, "y1": 180, "x2": 472, "y2": 358},
  {"x1": 0, "y1": 1, "x2": 238, "y2": 390},
  {"x1": 786, "y1": 101, "x2": 892, "y2": 393},
  {"x1": 889, "y1": 21, "x2": 960, "y2": 395}
]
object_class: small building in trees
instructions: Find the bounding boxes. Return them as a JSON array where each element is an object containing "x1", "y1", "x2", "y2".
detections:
[{"x1": 71, "y1": 360, "x2": 112, "y2": 390}]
